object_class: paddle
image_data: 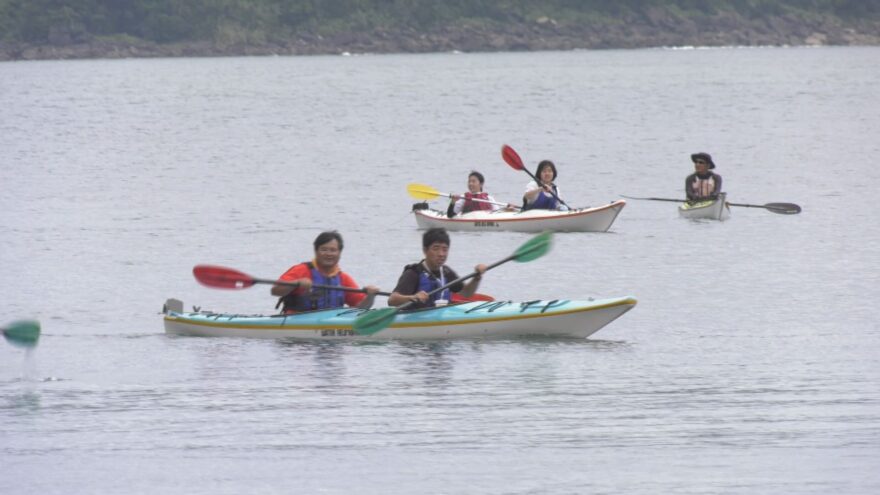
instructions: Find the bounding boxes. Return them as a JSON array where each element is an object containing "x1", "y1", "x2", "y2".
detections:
[
  {"x1": 353, "y1": 231, "x2": 553, "y2": 336},
  {"x1": 2, "y1": 320, "x2": 41, "y2": 348},
  {"x1": 727, "y1": 201, "x2": 801, "y2": 214},
  {"x1": 501, "y1": 144, "x2": 571, "y2": 209},
  {"x1": 451, "y1": 292, "x2": 495, "y2": 303},
  {"x1": 407, "y1": 183, "x2": 519, "y2": 210},
  {"x1": 193, "y1": 265, "x2": 391, "y2": 296},
  {"x1": 621, "y1": 195, "x2": 801, "y2": 215}
]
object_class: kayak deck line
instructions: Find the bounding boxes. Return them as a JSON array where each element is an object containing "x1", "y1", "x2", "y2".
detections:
[
  {"x1": 682, "y1": 200, "x2": 713, "y2": 208},
  {"x1": 355, "y1": 298, "x2": 637, "y2": 330}
]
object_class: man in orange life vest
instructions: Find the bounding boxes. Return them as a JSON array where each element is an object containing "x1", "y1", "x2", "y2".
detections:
[
  {"x1": 446, "y1": 170, "x2": 513, "y2": 218},
  {"x1": 685, "y1": 152, "x2": 723, "y2": 202},
  {"x1": 271, "y1": 231, "x2": 380, "y2": 314}
]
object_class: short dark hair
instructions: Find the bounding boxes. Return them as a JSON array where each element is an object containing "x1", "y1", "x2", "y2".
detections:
[
  {"x1": 313, "y1": 231, "x2": 343, "y2": 251},
  {"x1": 536, "y1": 160, "x2": 558, "y2": 181},
  {"x1": 422, "y1": 228, "x2": 450, "y2": 249},
  {"x1": 469, "y1": 170, "x2": 485, "y2": 186}
]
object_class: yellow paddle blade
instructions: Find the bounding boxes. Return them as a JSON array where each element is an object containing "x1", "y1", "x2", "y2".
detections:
[{"x1": 407, "y1": 183, "x2": 443, "y2": 200}]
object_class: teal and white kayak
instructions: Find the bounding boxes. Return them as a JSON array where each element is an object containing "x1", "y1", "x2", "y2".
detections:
[
  {"x1": 679, "y1": 192, "x2": 730, "y2": 220},
  {"x1": 163, "y1": 297, "x2": 637, "y2": 340}
]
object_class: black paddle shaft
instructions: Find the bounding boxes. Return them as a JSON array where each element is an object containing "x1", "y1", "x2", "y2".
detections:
[
  {"x1": 525, "y1": 169, "x2": 570, "y2": 209},
  {"x1": 255, "y1": 277, "x2": 391, "y2": 296},
  {"x1": 622, "y1": 196, "x2": 800, "y2": 214}
]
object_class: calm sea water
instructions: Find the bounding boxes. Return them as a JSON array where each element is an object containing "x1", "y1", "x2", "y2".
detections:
[{"x1": 1, "y1": 47, "x2": 879, "y2": 494}]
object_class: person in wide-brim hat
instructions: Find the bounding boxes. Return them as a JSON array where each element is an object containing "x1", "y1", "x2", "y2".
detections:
[
  {"x1": 685, "y1": 152, "x2": 722, "y2": 202},
  {"x1": 690, "y1": 152, "x2": 715, "y2": 169}
]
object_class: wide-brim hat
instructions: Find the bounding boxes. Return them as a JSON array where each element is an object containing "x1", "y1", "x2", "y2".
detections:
[{"x1": 691, "y1": 152, "x2": 715, "y2": 169}]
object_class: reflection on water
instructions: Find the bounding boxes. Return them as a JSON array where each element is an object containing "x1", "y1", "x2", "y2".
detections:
[
  {"x1": 505, "y1": 335, "x2": 632, "y2": 349},
  {"x1": 395, "y1": 342, "x2": 457, "y2": 387},
  {"x1": 5, "y1": 390, "x2": 41, "y2": 413},
  {"x1": 277, "y1": 339, "x2": 350, "y2": 385},
  {"x1": 2, "y1": 351, "x2": 43, "y2": 413}
]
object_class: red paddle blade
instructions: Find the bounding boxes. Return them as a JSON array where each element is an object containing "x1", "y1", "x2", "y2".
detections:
[
  {"x1": 501, "y1": 144, "x2": 525, "y2": 171},
  {"x1": 192, "y1": 265, "x2": 256, "y2": 289},
  {"x1": 451, "y1": 292, "x2": 495, "y2": 303}
]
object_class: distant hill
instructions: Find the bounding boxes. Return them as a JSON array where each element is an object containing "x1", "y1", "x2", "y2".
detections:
[{"x1": 1, "y1": 0, "x2": 879, "y2": 60}]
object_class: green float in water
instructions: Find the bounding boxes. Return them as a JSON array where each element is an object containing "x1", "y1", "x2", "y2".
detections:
[{"x1": 2, "y1": 320, "x2": 41, "y2": 348}]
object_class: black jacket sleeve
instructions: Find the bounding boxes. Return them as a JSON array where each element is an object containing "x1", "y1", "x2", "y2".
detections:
[
  {"x1": 711, "y1": 174, "x2": 722, "y2": 198},
  {"x1": 393, "y1": 267, "x2": 420, "y2": 295},
  {"x1": 446, "y1": 199, "x2": 456, "y2": 218},
  {"x1": 685, "y1": 174, "x2": 696, "y2": 201}
]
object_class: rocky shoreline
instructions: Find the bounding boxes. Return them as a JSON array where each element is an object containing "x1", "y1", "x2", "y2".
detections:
[{"x1": 2, "y1": 12, "x2": 879, "y2": 61}]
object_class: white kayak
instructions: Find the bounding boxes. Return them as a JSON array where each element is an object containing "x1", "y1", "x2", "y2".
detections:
[
  {"x1": 412, "y1": 200, "x2": 626, "y2": 233},
  {"x1": 678, "y1": 192, "x2": 731, "y2": 221},
  {"x1": 163, "y1": 296, "x2": 637, "y2": 341}
]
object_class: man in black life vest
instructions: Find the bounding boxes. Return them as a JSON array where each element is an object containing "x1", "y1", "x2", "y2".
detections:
[{"x1": 388, "y1": 228, "x2": 487, "y2": 309}]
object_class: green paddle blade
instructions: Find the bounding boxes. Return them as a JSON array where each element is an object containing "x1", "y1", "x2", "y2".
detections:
[
  {"x1": 353, "y1": 308, "x2": 399, "y2": 336},
  {"x1": 513, "y1": 231, "x2": 553, "y2": 262},
  {"x1": 3, "y1": 320, "x2": 41, "y2": 348}
]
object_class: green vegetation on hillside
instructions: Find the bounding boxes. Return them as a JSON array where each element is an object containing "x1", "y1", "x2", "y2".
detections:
[{"x1": 1, "y1": 0, "x2": 878, "y2": 45}]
